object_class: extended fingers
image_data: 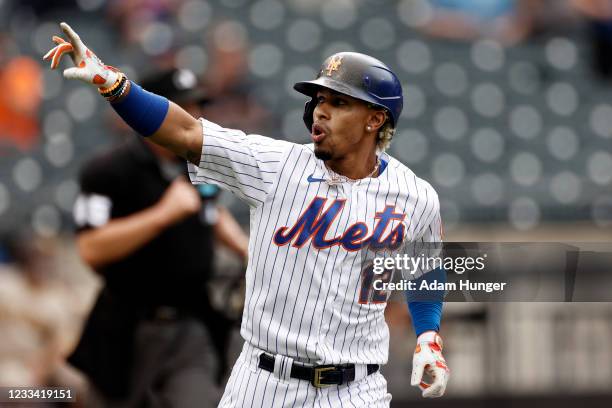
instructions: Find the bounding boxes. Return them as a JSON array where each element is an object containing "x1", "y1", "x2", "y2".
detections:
[
  {"x1": 63, "y1": 67, "x2": 89, "y2": 82},
  {"x1": 51, "y1": 43, "x2": 73, "y2": 69},
  {"x1": 60, "y1": 22, "x2": 80, "y2": 44},
  {"x1": 43, "y1": 43, "x2": 74, "y2": 69},
  {"x1": 60, "y1": 22, "x2": 86, "y2": 55},
  {"x1": 43, "y1": 45, "x2": 58, "y2": 61},
  {"x1": 52, "y1": 35, "x2": 68, "y2": 45},
  {"x1": 43, "y1": 36, "x2": 70, "y2": 61}
]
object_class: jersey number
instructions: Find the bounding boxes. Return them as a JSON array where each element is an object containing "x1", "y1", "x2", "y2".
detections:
[{"x1": 358, "y1": 263, "x2": 393, "y2": 304}]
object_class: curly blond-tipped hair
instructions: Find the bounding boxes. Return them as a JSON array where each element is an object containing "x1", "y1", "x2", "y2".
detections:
[
  {"x1": 377, "y1": 121, "x2": 395, "y2": 152},
  {"x1": 366, "y1": 104, "x2": 395, "y2": 152}
]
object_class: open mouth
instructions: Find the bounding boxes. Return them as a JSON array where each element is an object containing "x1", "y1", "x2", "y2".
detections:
[{"x1": 311, "y1": 123, "x2": 328, "y2": 143}]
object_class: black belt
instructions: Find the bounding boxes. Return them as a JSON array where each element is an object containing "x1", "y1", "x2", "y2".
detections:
[{"x1": 258, "y1": 353, "x2": 379, "y2": 388}]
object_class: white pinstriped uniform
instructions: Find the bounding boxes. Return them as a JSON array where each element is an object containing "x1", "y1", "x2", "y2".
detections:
[{"x1": 188, "y1": 119, "x2": 442, "y2": 407}]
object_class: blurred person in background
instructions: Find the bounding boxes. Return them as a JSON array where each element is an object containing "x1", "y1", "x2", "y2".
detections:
[
  {"x1": 572, "y1": 0, "x2": 612, "y2": 79},
  {"x1": 201, "y1": 21, "x2": 276, "y2": 135},
  {"x1": 0, "y1": 232, "x2": 85, "y2": 405},
  {"x1": 0, "y1": 32, "x2": 43, "y2": 151},
  {"x1": 68, "y1": 68, "x2": 248, "y2": 408},
  {"x1": 421, "y1": 0, "x2": 537, "y2": 45},
  {"x1": 420, "y1": 0, "x2": 581, "y2": 45},
  {"x1": 105, "y1": 0, "x2": 180, "y2": 46}
]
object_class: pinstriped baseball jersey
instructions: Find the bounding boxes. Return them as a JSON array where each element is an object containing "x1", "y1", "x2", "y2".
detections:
[{"x1": 188, "y1": 118, "x2": 442, "y2": 365}]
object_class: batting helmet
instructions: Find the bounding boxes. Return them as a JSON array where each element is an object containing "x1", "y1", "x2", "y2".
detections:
[{"x1": 294, "y1": 52, "x2": 403, "y2": 132}]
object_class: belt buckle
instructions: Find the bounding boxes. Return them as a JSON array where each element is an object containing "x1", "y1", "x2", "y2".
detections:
[{"x1": 312, "y1": 366, "x2": 335, "y2": 388}]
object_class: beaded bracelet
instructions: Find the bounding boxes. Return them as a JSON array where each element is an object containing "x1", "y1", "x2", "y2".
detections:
[
  {"x1": 99, "y1": 74, "x2": 128, "y2": 101},
  {"x1": 99, "y1": 74, "x2": 126, "y2": 98},
  {"x1": 98, "y1": 73, "x2": 124, "y2": 95},
  {"x1": 111, "y1": 79, "x2": 130, "y2": 102}
]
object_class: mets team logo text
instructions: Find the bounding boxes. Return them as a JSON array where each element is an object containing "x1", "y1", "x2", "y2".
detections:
[{"x1": 273, "y1": 197, "x2": 406, "y2": 251}]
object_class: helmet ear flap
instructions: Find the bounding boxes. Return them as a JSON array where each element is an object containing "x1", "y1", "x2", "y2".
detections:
[{"x1": 303, "y1": 97, "x2": 316, "y2": 132}]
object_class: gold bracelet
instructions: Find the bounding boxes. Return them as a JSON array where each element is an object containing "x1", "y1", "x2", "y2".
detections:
[
  {"x1": 98, "y1": 73, "x2": 124, "y2": 95},
  {"x1": 101, "y1": 75, "x2": 128, "y2": 100}
]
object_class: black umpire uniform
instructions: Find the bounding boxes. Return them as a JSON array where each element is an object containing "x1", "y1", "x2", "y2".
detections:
[{"x1": 69, "y1": 70, "x2": 233, "y2": 407}]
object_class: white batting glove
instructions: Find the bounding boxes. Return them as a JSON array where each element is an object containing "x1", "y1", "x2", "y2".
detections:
[
  {"x1": 43, "y1": 22, "x2": 120, "y2": 88},
  {"x1": 411, "y1": 331, "x2": 449, "y2": 398}
]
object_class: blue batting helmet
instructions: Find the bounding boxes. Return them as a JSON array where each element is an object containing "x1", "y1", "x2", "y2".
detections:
[{"x1": 294, "y1": 52, "x2": 403, "y2": 131}]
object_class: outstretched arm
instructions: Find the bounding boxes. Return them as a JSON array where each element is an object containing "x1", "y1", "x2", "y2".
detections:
[
  {"x1": 45, "y1": 22, "x2": 293, "y2": 208},
  {"x1": 44, "y1": 22, "x2": 203, "y2": 164},
  {"x1": 150, "y1": 101, "x2": 204, "y2": 165}
]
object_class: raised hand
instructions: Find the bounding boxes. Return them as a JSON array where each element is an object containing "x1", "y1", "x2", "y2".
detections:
[{"x1": 43, "y1": 22, "x2": 120, "y2": 89}]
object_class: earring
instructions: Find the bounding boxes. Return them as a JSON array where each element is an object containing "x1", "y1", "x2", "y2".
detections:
[{"x1": 366, "y1": 126, "x2": 372, "y2": 131}]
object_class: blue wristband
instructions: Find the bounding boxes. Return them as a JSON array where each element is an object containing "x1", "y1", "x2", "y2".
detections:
[
  {"x1": 111, "y1": 81, "x2": 170, "y2": 137},
  {"x1": 408, "y1": 301, "x2": 442, "y2": 337},
  {"x1": 406, "y1": 267, "x2": 446, "y2": 336}
]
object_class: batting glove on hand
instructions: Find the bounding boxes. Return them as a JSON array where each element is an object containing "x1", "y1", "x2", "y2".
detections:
[
  {"x1": 411, "y1": 331, "x2": 449, "y2": 398},
  {"x1": 43, "y1": 22, "x2": 120, "y2": 88}
]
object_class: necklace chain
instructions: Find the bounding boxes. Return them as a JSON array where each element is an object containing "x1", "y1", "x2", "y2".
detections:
[{"x1": 326, "y1": 158, "x2": 380, "y2": 185}]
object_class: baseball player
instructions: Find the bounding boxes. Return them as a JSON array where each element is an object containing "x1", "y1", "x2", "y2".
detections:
[{"x1": 45, "y1": 22, "x2": 449, "y2": 407}]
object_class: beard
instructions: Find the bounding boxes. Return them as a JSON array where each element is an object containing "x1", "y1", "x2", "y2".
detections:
[{"x1": 314, "y1": 145, "x2": 333, "y2": 161}]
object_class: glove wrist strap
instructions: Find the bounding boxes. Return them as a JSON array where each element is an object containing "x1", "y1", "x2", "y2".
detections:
[{"x1": 417, "y1": 331, "x2": 443, "y2": 349}]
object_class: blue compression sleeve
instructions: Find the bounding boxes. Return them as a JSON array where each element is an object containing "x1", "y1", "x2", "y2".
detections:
[
  {"x1": 110, "y1": 81, "x2": 170, "y2": 137},
  {"x1": 406, "y1": 267, "x2": 446, "y2": 336},
  {"x1": 408, "y1": 301, "x2": 442, "y2": 337}
]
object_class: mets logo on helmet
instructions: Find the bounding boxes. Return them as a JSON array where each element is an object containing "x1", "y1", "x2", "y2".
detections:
[{"x1": 325, "y1": 55, "x2": 343, "y2": 76}]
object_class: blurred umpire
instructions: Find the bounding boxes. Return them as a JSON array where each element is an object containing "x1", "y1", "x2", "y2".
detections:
[{"x1": 68, "y1": 68, "x2": 248, "y2": 408}]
